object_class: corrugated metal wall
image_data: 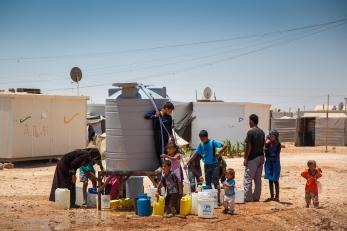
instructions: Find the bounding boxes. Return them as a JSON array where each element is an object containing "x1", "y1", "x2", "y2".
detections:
[
  {"x1": 271, "y1": 118, "x2": 296, "y2": 142},
  {"x1": 315, "y1": 118, "x2": 347, "y2": 146}
]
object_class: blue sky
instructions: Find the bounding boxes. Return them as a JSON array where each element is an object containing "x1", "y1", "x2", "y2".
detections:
[{"x1": 0, "y1": 0, "x2": 346, "y2": 110}]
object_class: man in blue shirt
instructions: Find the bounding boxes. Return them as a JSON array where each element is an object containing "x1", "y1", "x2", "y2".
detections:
[{"x1": 185, "y1": 130, "x2": 226, "y2": 205}]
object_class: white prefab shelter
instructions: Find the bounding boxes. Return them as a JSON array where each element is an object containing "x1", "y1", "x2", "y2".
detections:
[
  {"x1": 0, "y1": 93, "x2": 88, "y2": 161},
  {"x1": 190, "y1": 102, "x2": 271, "y2": 147}
]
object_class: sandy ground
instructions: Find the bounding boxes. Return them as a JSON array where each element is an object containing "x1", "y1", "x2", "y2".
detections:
[{"x1": 1, "y1": 149, "x2": 347, "y2": 231}]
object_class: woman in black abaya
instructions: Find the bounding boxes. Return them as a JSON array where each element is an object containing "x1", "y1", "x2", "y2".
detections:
[{"x1": 49, "y1": 148, "x2": 101, "y2": 208}]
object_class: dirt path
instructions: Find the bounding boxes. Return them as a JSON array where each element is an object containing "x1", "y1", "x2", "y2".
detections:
[{"x1": 1, "y1": 151, "x2": 346, "y2": 231}]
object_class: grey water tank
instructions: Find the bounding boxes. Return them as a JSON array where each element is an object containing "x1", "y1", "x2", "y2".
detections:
[{"x1": 106, "y1": 83, "x2": 168, "y2": 171}]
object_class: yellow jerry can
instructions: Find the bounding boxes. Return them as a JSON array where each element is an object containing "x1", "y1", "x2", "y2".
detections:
[
  {"x1": 153, "y1": 196, "x2": 165, "y2": 216},
  {"x1": 180, "y1": 195, "x2": 192, "y2": 216}
]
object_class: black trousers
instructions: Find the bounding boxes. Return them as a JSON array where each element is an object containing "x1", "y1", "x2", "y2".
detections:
[
  {"x1": 154, "y1": 131, "x2": 169, "y2": 166},
  {"x1": 165, "y1": 193, "x2": 180, "y2": 214}
]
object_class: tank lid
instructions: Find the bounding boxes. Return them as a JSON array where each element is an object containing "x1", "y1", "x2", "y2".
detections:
[{"x1": 111, "y1": 82, "x2": 139, "y2": 98}]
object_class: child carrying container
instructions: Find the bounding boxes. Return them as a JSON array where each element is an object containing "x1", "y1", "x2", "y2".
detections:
[
  {"x1": 161, "y1": 142, "x2": 183, "y2": 189},
  {"x1": 264, "y1": 129, "x2": 281, "y2": 202},
  {"x1": 156, "y1": 160, "x2": 182, "y2": 218},
  {"x1": 301, "y1": 160, "x2": 322, "y2": 208},
  {"x1": 222, "y1": 168, "x2": 236, "y2": 215}
]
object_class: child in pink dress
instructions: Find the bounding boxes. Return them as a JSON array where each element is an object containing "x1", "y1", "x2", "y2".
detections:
[{"x1": 161, "y1": 142, "x2": 183, "y2": 194}]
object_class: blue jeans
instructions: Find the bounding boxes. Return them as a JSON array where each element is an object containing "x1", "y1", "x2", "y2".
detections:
[{"x1": 204, "y1": 163, "x2": 219, "y2": 189}]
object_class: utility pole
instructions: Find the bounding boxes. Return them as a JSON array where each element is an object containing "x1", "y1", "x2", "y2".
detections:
[{"x1": 325, "y1": 94, "x2": 330, "y2": 153}]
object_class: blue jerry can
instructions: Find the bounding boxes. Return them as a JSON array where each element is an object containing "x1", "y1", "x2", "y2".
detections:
[{"x1": 137, "y1": 194, "x2": 151, "y2": 216}]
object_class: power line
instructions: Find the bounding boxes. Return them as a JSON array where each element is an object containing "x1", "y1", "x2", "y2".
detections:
[
  {"x1": 0, "y1": 21, "x2": 338, "y2": 85},
  {"x1": 44, "y1": 20, "x2": 346, "y2": 92},
  {"x1": 1, "y1": 17, "x2": 346, "y2": 62}
]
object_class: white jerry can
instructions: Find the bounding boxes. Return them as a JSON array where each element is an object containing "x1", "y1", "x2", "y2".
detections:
[{"x1": 55, "y1": 188, "x2": 70, "y2": 209}]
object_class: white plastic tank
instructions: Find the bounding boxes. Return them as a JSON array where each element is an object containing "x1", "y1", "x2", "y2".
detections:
[
  {"x1": 106, "y1": 83, "x2": 168, "y2": 171},
  {"x1": 54, "y1": 188, "x2": 70, "y2": 209}
]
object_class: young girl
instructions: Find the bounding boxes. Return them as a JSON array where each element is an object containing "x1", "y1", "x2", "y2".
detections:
[
  {"x1": 264, "y1": 129, "x2": 281, "y2": 202},
  {"x1": 222, "y1": 168, "x2": 236, "y2": 215},
  {"x1": 161, "y1": 142, "x2": 183, "y2": 186},
  {"x1": 301, "y1": 160, "x2": 322, "y2": 208}
]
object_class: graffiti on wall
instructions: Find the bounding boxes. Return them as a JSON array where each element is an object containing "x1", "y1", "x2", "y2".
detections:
[
  {"x1": 23, "y1": 124, "x2": 48, "y2": 138},
  {"x1": 64, "y1": 113, "x2": 80, "y2": 124}
]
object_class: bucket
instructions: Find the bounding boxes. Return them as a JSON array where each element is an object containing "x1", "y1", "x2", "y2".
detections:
[
  {"x1": 235, "y1": 190, "x2": 245, "y2": 204},
  {"x1": 180, "y1": 195, "x2": 192, "y2": 216},
  {"x1": 87, "y1": 188, "x2": 98, "y2": 208},
  {"x1": 126, "y1": 177, "x2": 144, "y2": 199},
  {"x1": 197, "y1": 198, "x2": 214, "y2": 218},
  {"x1": 54, "y1": 188, "x2": 70, "y2": 209}
]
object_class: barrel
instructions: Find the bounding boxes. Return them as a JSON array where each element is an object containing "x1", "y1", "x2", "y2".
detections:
[{"x1": 106, "y1": 98, "x2": 168, "y2": 171}]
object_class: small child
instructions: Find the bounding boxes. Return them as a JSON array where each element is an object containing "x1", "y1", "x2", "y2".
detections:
[
  {"x1": 222, "y1": 168, "x2": 236, "y2": 215},
  {"x1": 79, "y1": 159, "x2": 104, "y2": 205},
  {"x1": 161, "y1": 142, "x2": 183, "y2": 186},
  {"x1": 264, "y1": 129, "x2": 281, "y2": 202},
  {"x1": 301, "y1": 160, "x2": 322, "y2": 208},
  {"x1": 156, "y1": 160, "x2": 182, "y2": 218}
]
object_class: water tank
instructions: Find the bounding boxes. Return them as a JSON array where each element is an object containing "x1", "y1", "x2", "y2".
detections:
[{"x1": 106, "y1": 83, "x2": 168, "y2": 171}]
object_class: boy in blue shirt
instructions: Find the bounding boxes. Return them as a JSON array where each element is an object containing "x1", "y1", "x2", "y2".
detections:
[
  {"x1": 185, "y1": 130, "x2": 226, "y2": 205},
  {"x1": 223, "y1": 168, "x2": 236, "y2": 215}
]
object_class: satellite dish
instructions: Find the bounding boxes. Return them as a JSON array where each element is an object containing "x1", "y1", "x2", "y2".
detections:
[
  {"x1": 70, "y1": 67, "x2": 82, "y2": 83},
  {"x1": 203, "y1": 87, "x2": 212, "y2": 100}
]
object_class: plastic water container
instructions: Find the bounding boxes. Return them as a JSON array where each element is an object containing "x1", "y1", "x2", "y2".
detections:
[
  {"x1": 180, "y1": 195, "x2": 192, "y2": 216},
  {"x1": 87, "y1": 188, "x2": 98, "y2": 208},
  {"x1": 148, "y1": 186, "x2": 165, "y2": 203},
  {"x1": 126, "y1": 177, "x2": 144, "y2": 199},
  {"x1": 110, "y1": 199, "x2": 121, "y2": 209},
  {"x1": 98, "y1": 195, "x2": 110, "y2": 209},
  {"x1": 75, "y1": 186, "x2": 84, "y2": 206},
  {"x1": 220, "y1": 189, "x2": 225, "y2": 203},
  {"x1": 202, "y1": 189, "x2": 219, "y2": 208},
  {"x1": 191, "y1": 192, "x2": 209, "y2": 215},
  {"x1": 54, "y1": 188, "x2": 70, "y2": 209},
  {"x1": 235, "y1": 190, "x2": 245, "y2": 204},
  {"x1": 137, "y1": 194, "x2": 151, "y2": 216},
  {"x1": 197, "y1": 198, "x2": 214, "y2": 218},
  {"x1": 183, "y1": 180, "x2": 194, "y2": 195},
  {"x1": 152, "y1": 196, "x2": 165, "y2": 216},
  {"x1": 191, "y1": 193, "x2": 199, "y2": 215}
]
